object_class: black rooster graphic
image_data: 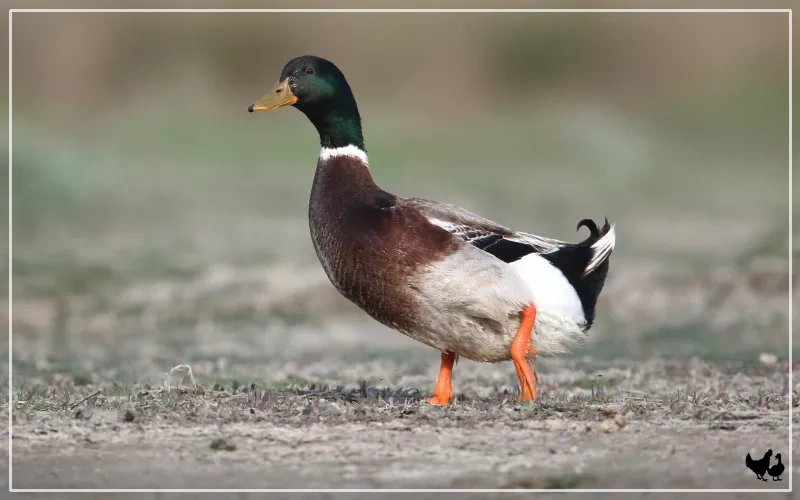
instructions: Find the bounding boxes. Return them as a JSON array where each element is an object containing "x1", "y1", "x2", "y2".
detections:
[
  {"x1": 745, "y1": 449, "x2": 772, "y2": 481},
  {"x1": 767, "y1": 453, "x2": 784, "y2": 481}
]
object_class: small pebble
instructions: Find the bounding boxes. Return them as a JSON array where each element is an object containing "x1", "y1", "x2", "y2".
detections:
[
  {"x1": 210, "y1": 438, "x2": 236, "y2": 452},
  {"x1": 759, "y1": 353, "x2": 777, "y2": 366},
  {"x1": 323, "y1": 402, "x2": 342, "y2": 415},
  {"x1": 545, "y1": 418, "x2": 566, "y2": 430},
  {"x1": 598, "y1": 418, "x2": 619, "y2": 433}
]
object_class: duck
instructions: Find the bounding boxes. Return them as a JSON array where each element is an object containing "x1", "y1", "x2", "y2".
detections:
[
  {"x1": 248, "y1": 55, "x2": 615, "y2": 405},
  {"x1": 768, "y1": 453, "x2": 784, "y2": 481}
]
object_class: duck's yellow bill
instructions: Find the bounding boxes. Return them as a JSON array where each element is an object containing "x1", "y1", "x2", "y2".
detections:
[{"x1": 248, "y1": 78, "x2": 297, "y2": 112}]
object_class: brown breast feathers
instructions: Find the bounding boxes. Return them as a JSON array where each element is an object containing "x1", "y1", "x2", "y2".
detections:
[{"x1": 308, "y1": 155, "x2": 457, "y2": 332}]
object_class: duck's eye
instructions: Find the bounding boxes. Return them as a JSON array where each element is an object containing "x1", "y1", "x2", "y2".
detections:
[{"x1": 305, "y1": 67, "x2": 315, "y2": 75}]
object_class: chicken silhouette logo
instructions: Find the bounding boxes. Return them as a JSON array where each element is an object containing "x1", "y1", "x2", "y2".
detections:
[{"x1": 745, "y1": 449, "x2": 784, "y2": 481}]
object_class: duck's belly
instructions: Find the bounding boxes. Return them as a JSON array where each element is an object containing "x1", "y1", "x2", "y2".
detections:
[
  {"x1": 404, "y1": 248, "x2": 588, "y2": 362},
  {"x1": 402, "y1": 314, "x2": 516, "y2": 363},
  {"x1": 405, "y1": 309, "x2": 586, "y2": 363}
]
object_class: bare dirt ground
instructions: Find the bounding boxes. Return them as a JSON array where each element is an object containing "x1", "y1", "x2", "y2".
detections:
[
  {"x1": 7, "y1": 356, "x2": 793, "y2": 493},
  {"x1": 7, "y1": 245, "x2": 794, "y2": 493}
]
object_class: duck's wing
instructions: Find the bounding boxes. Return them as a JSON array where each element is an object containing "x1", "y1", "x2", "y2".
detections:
[
  {"x1": 404, "y1": 198, "x2": 571, "y2": 262},
  {"x1": 405, "y1": 197, "x2": 615, "y2": 331}
]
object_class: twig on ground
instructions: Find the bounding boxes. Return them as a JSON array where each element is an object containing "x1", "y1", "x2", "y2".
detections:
[{"x1": 68, "y1": 390, "x2": 102, "y2": 410}]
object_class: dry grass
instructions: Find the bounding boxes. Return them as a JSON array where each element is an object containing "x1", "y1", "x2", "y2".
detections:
[{"x1": 8, "y1": 357, "x2": 791, "y2": 490}]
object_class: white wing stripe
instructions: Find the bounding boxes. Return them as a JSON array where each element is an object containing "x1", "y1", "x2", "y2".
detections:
[
  {"x1": 506, "y1": 234, "x2": 564, "y2": 253},
  {"x1": 428, "y1": 216, "x2": 567, "y2": 253},
  {"x1": 427, "y1": 217, "x2": 460, "y2": 233}
]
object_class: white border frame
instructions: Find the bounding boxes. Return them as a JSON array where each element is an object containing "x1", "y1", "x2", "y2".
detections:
[{"x1": 6, "y1": 8, "x2": 793, "y2": 493}]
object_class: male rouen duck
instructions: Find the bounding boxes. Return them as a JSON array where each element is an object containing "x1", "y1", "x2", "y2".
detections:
[{"x1": 248, "y1": 56, "x2": 615, "y2": 405}]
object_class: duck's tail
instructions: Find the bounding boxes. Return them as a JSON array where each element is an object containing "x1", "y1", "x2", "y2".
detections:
[
  {"x1": 576, "y1": 218, "x2": 616, "y2": 277},
  {"x1": 541, "y1": 218, "x2": 615, "y2": 329},
  {"x1": 746, "y1": 453, "x2": 753, "y2": 467}
]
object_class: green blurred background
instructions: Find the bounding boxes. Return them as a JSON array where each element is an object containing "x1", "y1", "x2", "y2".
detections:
[{"x1": 5, "y1": 10, "x2": 794, "y2": 383}]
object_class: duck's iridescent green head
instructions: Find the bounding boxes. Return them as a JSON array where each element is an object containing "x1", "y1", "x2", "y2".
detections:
[{"x1": 248, "y1": 55, "x2": 364, "y2": 150}]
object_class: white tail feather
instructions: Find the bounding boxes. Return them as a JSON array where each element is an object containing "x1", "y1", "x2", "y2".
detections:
[{"x1": 583, "y1": 224, "x2": 616, "y2": 277}]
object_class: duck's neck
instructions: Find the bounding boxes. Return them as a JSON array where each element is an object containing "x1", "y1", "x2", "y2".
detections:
[
  {"x1": 301, "y1": 93, "x2": 374, "y2": 191},
  {"x1": 319, "y1": 145, "x2": 370, "y2": 167},
  {"x1": 316, "y1": 145, "x2": 375, "y2": 188},
  {"x1": 297, "y1": 97, "x2": 365, "y2": 150},
  {"x1": 313, "y1": 145, "x2": 377, "y2": 202}
]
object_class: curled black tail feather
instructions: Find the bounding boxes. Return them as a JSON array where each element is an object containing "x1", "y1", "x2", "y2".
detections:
[
  {"x1": 576, "y1": 218, "x2": 600, "y2": 238},
  {"x1": 576, "y1": 218, "x2": 611, "y2": 245}
]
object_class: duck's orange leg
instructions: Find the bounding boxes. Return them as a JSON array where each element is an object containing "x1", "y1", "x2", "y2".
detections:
[
  {"x1": 528, "y1": 345, "x2": 539, "y2": 386},
  {"x1": 428, "y1": 351, "x2": 456, "y2": 405},
  {"x1": 511, "y1": 304, "x2": 537, "y2": 401}
]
